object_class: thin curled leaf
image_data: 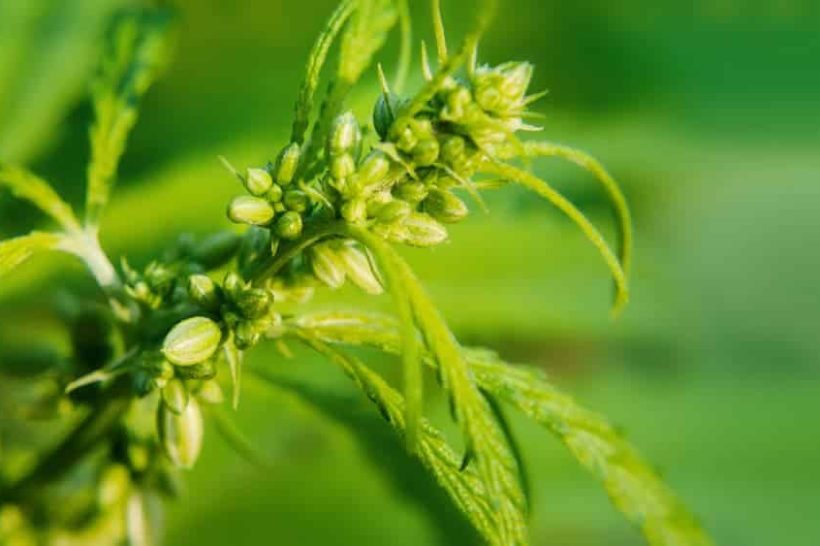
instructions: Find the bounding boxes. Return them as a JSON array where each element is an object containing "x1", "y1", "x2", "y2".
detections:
[
  {"x1": 288, "y1": 310, "x2": 715, "y2": 546},
  {"x1": 481, "y1": 160, "x2": 629, "y2": 316},
  {"x1": 343, "y1": 226, "x2": 529, "y2": 545},
  {"x1": 208, "y1": 407, "x2": 272, "y2": 470},
  {"x1": 500, "y1": 140, "x2": 633, "y2": 279},
  {"x1": 0, "y1": 232, "x2": 62, "y2": 278},
  {"x1": 289, "y1": 337, "x2": 503, "y2": 545},
  {"x1": 291, "y1": 0, "x2": 356, "y2": 144},
  {"x1": 0, "y1": 165, "x2": 80, "y2": 231},
  {"x1": 85, "y1": 7, "x2": 175, "y2": 226}
]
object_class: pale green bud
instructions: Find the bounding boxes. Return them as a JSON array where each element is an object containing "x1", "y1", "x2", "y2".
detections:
[
  {"x1": 358, "y1": 151, "x2": 391, "y2": 185},
  {"x1": 236, "y1": 287, "x2": 272, "y2": 319},
  {"x1": 275, "y1": 211, "x2": 303, "y2": 240},
  {"x1": 330, "y1": 154, "x2": 356, "y2": 180},
  {"x1": 244, "y1": 167, "x2": 273, "y2": 196},
  {"x1": 197, "y1": 379, "x2": 224, "y2": 405},
  {"x1": 375, "y1": 199, "x2": 412, "y2": 223},
  {"x1": 378, "y1": 213, "x2": 448, "y2": 247},
  {"x1": 328, "y1": 111, "x2": 361, "y2": 157},
  {"x1": 336, "y1": 242, "x2": 383, "y2": 295},
  {"x1": 188, "y1": 274, "x2": 219, "y2": 310},
  {"x1": 275, "y1": 143, "x2": 301, "y2": 185},
  {"x1": 309, "y1": 243, "x2": 346, "y2": 289},
  {"x1": 234, "y1": 320, "x2": 261, "y2": 349},
  {"x1": 394, "y1": 181, "x2": 429, "y2": 203},
  {"x1": 162, "y1": 317, "x2": 222, "y2": 367},
  {"x1": 441, "y1": 86, "x2": 473, "y2": 122},
  {"x1": 227, "y1": 195, "x2": 275, "y2": 226},
  {"x1": 162, "y1": 378, "x2": 189, "y2": 414},
  {"x1": 266, "y1": 183, "x2": 284, "y2": 202},
  {"x1": 283, "y1": 189, "x2": 310, "y2": 213},
  {"x1": 412, "y1": 138, "x2": 440, "y2": 167},
  {"x1": 341, "y1": 198, "x2": 367, "y2": 223},
  {"x1": 423, "y1": 188, "x2": 469, "y2": 223},
  {"x1": 158, "y1": 397, "x2": 204, "y2": 469},
  {"x1": 390, "y1": 117, "x2": 417, "y2": 152}
]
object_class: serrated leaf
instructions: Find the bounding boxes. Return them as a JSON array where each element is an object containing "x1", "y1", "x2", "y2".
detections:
[
  {"x1": 288, "y1": 310, "x2": 715, "y2": 546},
  {"x1": 290, "y1": 337, "x2": 503, "y2": 545},
  {"x1": 343, "y1": 226, "x2": 529, "y2": 545},
  {"x1": 338, "y1": 0, "x2": 397, "y2": 84},
  {"x1": 85, "y1": 7, "x2": 175, "y2": 226},
  {"x1": 0, "y1": 232, "x2": 62, "y2": 278},
  {"x1": 0, "y1": 164, "x2": 80, "y2": 231}
]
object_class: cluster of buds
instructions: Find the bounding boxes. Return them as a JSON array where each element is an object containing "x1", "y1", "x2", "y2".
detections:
[{"x1": 226, "y1": 142, "x2": 308, "y2": 249}]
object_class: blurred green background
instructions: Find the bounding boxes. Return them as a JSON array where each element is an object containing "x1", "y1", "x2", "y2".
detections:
[{"x1": 1, "y1": 0, "x2": 819, "y2": 545}]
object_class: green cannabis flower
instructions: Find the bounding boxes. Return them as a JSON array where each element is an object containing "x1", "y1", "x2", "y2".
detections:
[{"x1": 0, "y1": 2, "x2": 713, "y2": 546}]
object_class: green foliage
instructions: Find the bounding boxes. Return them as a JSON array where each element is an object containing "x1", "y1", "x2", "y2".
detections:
[
  {"x1": 86, "y1": 8, "x2": 175, "y2": 227},
  {"x1": 0, "y1": 164, "x2": 80, "y2": 231},
  {"x1": 0, "y1": 232, "x2": 62, "y2": 278}
]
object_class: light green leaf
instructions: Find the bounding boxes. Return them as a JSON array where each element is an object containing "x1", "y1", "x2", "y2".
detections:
[
  {"x1": 0, "y1": 164, "x2": 80, "y2": 231},
  {"x1": 338, "y1": 0, "x2": 397, "y2": 84},
  {"x1": 288, "y1": 310, "x2": 715, "y2": 546},
  {"x1": 291, "y1": 337, "x2": 503, "y2": 545},
  {"x1": 0, "y1": 232, "x2": 62, "y2": 278},
  {"x1": 481, "y1": 160, "x2": 629, "y2": 316},
  {"x1": 342, "y1": 226, "x2": 529, "y2": 546},
  {"x1": 85, "y1": 7, "x2": 176, "y2": 227}
]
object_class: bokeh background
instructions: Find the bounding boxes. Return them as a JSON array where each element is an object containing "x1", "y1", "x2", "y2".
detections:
[{"x1": 1, "y1": 0, "x2": 819, "y2": 545}]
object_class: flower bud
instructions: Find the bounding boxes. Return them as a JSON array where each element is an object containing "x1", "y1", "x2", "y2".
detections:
[
  {"x1": 358, "y1": 151, "x2": 391, "y2": 185},
  {"x1": 394, "y1": 181, "x2": 429, "y2": 204},
  {"x1": 328, "y1": 111, "x2": 361, "y2": 158},
  {"x1": 236, "y1": 287, "x2": 272, "y2": 319},
  {"x1": 423, "y1": 188, "x2": 469, "y2": 223},
  {"x1": 275, "y1": 143, "x2": 301, "y2": 185},
  {"x1": 222, "y1": 271, "x2": 245, "y2": 300},
  {"x1": 330, "y1": 154, "x2": 356, "y2": 180},
  {"x1": 390, "y1": 117, "x2": 418, "y2": 153},
  {"x1": 244, "y1": 167, "x2": 273, "y2": 196},
  {"x1": 275, "y1": 211, "x2": 303, "y2": 240},
  {"x1": 412, "y1": 138, "x2": 440, "y2": 167},
  {"x1": 191, "y1": 231, "x2": 241, "y2": 268},
  {"x1": 336, "y1": 242, "x2": 383, "y2": 295},
  {"x1": 441, "y1": 86, "x2": 473, "y2": 122},
  {"x1": 375, "y1": 199, "x2": 412, "y2": 223},
  {"x1": 234, "y1": 320, "x2": 262, "y2": 350},
  {"x1": 188, "y1": 274, "x2": 219, "y2": 310},
  {"x1": 378, "y1": 213, "x2": 448, "y2": 247},
  {"x1": 283, "y1": 189, "x2": 310, "y2": 213},
  {"x1": 341, "y1": 198, "x2": 367, "y2": 223},
  {"x1": 227, "y1": 196, "x2": 275, "y2": 226},
  {"x1": 198, "y1": 379, "x2": 224, "y2": 405},
  {"x1": 309, "y1": 243, "x2": 346, "y2": 289},
  {"x1": 162, "y1": 378, "x2": 189, "y2": 414},
  {"x1": 266, "y1": 183, "x2": 283, "y2": 203},
  {"x1": 162, "y1": 317, "x2": 222, "y2": 367},
  {"x1": 158, "y1": 397, "x2": 204, "y2": 469}
]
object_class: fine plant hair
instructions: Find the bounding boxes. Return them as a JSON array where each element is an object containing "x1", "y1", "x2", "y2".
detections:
[{"x1": 0, "y1": 2, "x2": 713, "y2": 545}]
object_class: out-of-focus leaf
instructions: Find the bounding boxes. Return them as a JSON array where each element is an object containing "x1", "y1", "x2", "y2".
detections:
[
  {"x1": 0, "y1": 232, "x2": 62, "y2": 278},
  {"x1": 0, "y1": 164, "x2": 80, "y2": 231}
]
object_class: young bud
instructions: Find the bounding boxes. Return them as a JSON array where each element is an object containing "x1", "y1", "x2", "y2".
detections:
[
  {"x1": 389, "y1": 117, "x2": 418, "y2": 153},
  {"x1": 412, "y1": 138, "x2": 440, "y2": 167},
  {"x1": 341, "y1": 198, "x2": 367, "y2": 223},
  {"x1": 328, "y1": 112, "x2": 361, "y2": 158},
  {"x1": 236, "y1": 287, "x2": 272, "y2": 319},
  {"x1": 266, "y1": 183, "x2": 284, "y2": 202},
  {"x1": 394, "y1": 181, "x2": 429, "y2": 204},
  {"x1": 275, "y1": 143, "x2": 301, "y2": 185},
  {"x1": 227, "y1": 196, "x2": 275, "y2": 226},
  {"x1": 158, "y1": 397, "x2": 204, "y2": 469},
  {"x1": 162, "y1": 378, "x2": 189, "y2": 414},
  {"x1": 244, "y1": 167, "x2": 273, "y2": 196},
  {"x1": 234, "y1": 320, "x2": 261, "y2": 350},
  {"x1": 401, "y1": 213, "x2": 449, "y2": 247},
  {"x1": 197, "y1": 379, "x2": 224, "y2": 405},
  {"x1": 309, "y1": 243, "x2": 346, "y2": 289},
  {"x1": 423, "y1": 188, "x2": 469, "y2": 223},
  {"x1": 375, "y1": 199, "x2": 412, "y2": 224},
  {"x1": 222, "y1": 271, "x2": 245, "y2": 300},
  {"x1": 188, "y1": 274, "x2": 219, "y2": 310},
  {"x1": 283, "y1": 189, "x2": 310, "y2": 213},
  {"x1": 373, "y1": 92, "x2": 402, "y2": 140},
  {"x1": 275, "y1": 211, "x2": 303, "y2": 240},
  {"x1": 358, "y1": 151, "x2": 391, "y2": 185},
  {"x1": 330, "y1": 154, "x2": 356, "y2": 180},
  {"x1": 162, "y1": 317, "x2": 222, "y2": 367},
  {"x1": 336, "y1": 242, "x2": 383, "y2": 295}
]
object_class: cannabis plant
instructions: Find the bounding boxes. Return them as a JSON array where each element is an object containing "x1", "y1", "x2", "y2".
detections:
[{"x1": 0, "y1": 1, "x2": 714, "y2": 545}]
